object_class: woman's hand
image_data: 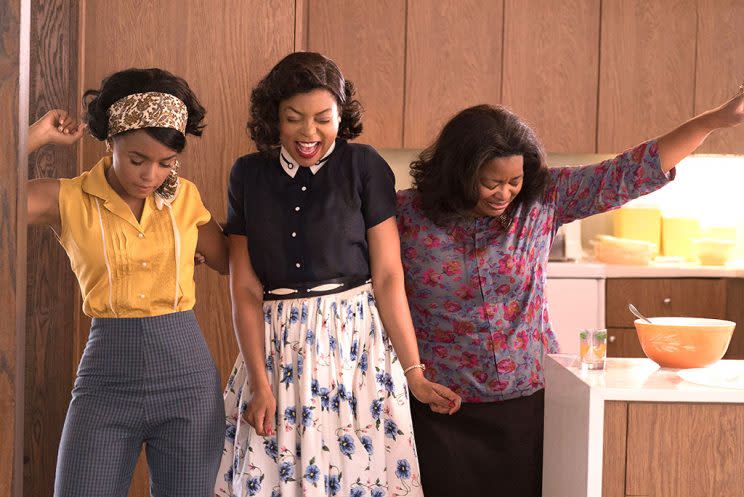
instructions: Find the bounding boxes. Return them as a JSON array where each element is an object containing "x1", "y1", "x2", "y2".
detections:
[
  {"x1": 28, "y1": 109, "x2": 86, "y2": 153},
  {"x1": 406, "y1": 369, "x2": 462, "y2": 415},
  {"x1": 704, "y1": 86, "x2": 744, "y2": 129},
  {"x1": 243, "y1": 384, "x2": 276, "y2": 437}
]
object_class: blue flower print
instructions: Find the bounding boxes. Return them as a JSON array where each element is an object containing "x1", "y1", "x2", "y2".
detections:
[
  {"x1": 350, "y1": 340, "x2": 358, "y2": 361},
  {"x1": 225, "y1": 424, "x2": 236, "y2": 442},
  {"x1": 359, "y1": 351, "x2": 368, "y2": 373},
  {"x1": 331, "y1": 394, "x2": 340, "y2": 413},
  {"x1": 311, "y1": 379, "x2": 320, "y2": 397},
  {"x1": 284, "y1": 406, "x2": 296, "y2": 425},
  {"x1": 280, "y1": 364, "x2": 293, "y2": 389},
  {"x1": 319, "y1": 387, "x2": 330, "y2": 410},
  {"x1": 371, "y1": 487, "x2": 385, "y2": 497},
  {"x1": 384, "y1": 419, "x2": 402, "y2": 440},
  {"x1": 279, "y1": 461, "x2": 294, "y2": 482},
  {"x1": 301, "y1": 406, "x2": 313, "y2": 427},
  {"x1": 301, "y1": 303, "x2": 308, "y2": 323},
  {"x1": 264, "y1": 438, "x2": 278, "y2": 460},
  {"x1": 223, "y1": 466, "x2": 233, "y2": 484},
  {"x1": 370, "y1": 399, "x2": 383, "y2": 420},
  {"x1": 246, "y1": 476, "x2": 262, "y2": 496},
  {"x1": 304, "y1": 463, "x2": 320, "y2": 485},
  {"x1": 306, "y1": 329, "x2": 315, "y2": 345},
  {"x1": 297, "y1": 354, "x2": 304, "y2": 378},
  {"x1": 265, "y1": 355, "x2": 274, "y2": 373},
  {"x1": 264, "y1": 308, "x2": 272, "y2": 324},
  {"x1": 326, "y1": 474, "x2": 341, "y2": 496},
  {"x1": 360, "y1": 435, "x2": 373, "y2": 455},
  {"x1": 351, "y1": 486, "x2": 366, "y2": 497},
  {"x1": 350, "y1": 395, "x2": 358, "y2": 417},
  {"x1": 282, "y1": 326, "x2": 289, "y2": 344},
  {"x1": 290, "y1": 306, "x2": 299, "y2": 324},
  {"x1": 338, "y1": 434, "x2": 355, "y2": 458},
  {"x1": 337, "y1": 383, "x2": 348, "y2": 400},
  {"x1": 329, "y1": 335, "x2": 337, "y2": 351},
  {"x1": 396, "y1": 459, "x2": 411, "y2": 479},
  {"x1": 271, "y1": 489, "x2": 281, "y2": 497}
]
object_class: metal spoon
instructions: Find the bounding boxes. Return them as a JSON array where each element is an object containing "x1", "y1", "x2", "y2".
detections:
[{"x1": 628, "y1": 303, "x2": 653, "y2": 324}]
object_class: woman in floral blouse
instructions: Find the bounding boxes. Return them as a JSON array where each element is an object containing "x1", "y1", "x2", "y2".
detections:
[{"x1": 396, "y1": 88, "x2": 744, "y2": 497}]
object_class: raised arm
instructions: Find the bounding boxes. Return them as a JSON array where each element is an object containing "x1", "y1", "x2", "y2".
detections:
[
  {"x1": 27, "y1": 110, "x2": 86, "y2": 227},
  {"x1": 657, "y1": 88, "x2": 744, "y2": 172}
]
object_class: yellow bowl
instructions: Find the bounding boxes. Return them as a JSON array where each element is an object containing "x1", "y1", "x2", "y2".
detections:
[{"x1": 634, "y1": 317, "x2": 735, "y2": 369}]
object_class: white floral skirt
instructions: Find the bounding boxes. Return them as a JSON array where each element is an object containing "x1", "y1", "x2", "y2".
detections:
[{"x1": 214, "y1": 284, "x2": 423, "y2": 497}]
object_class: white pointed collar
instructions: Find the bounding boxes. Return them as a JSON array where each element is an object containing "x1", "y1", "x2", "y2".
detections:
[{"x1": 279, "y1": 141, "x2": 336, "y2": 178}]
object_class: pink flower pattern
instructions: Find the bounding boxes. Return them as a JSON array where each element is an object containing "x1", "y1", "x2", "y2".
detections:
[{"x1": 397, "y1": 141, "x2": 669, "y2": 402}]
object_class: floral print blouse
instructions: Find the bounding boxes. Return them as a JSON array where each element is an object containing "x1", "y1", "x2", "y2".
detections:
[{"x1": 397, "y1": 141, "x2": 671, "y2": 402}]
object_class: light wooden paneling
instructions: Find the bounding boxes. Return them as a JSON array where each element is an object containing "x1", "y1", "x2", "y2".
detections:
[
  {"x1": 626, "y1": 402, "x2": 744, "y2": 496},
  {"x1": 724, "y1": 278, "x2": 744, "y2": 359},
  {"x1": 24, "y1": 2, "x2": 79, "y2": 496},
  {"x1": 404, "y1": 0, "x2": 503, "y2": 148},
  {"x1": 605, "y1": 278, "x2": 726, "y2": 328},
  {"x1": 602, "y1": 401, "x2": 628, "y2": 497},
  {"x1": 502, "y1": 0, "x2": 600, "y2": 153},
  {"x1": 306, "y1": 0, "x2": 406, "y2": 148},
  {"x1": 597, "y1": 0, "x2": 697, "y2": 153},
  {"x1": 695, "y1": 0, "x2": 744, "y2": 154},
  {"x1": 0, "y1": 0, "x2": 28, "y2": 495},
  {"x1": 79, "y1": 2, "x2": 297, "y2": 495}
]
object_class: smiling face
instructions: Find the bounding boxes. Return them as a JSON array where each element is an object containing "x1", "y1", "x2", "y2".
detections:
[
  {"x1": 278, "y1": 88, "x2": 341, "y2": 167},
  {"x1": 107, "y1": 130, "x2": 178, "y2": 201},
  {"x1": 472, "y1": 155, "x2": 524, "y2": 217}
]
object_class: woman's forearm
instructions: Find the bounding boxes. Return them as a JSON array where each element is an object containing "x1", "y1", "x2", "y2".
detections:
[
  {"x1": 231, "y1": 288, "x2": 271, "y2": 391},
  {"x1": 372, "y1": 271, "x2": 422, "y2": 371}
]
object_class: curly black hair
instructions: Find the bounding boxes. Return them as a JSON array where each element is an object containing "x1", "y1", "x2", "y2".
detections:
[
  {"x1": 248, "y1": 52, "x2": 363, "y2": 155},
  {"x1": 82, "y1": 68, "x2": 206, "y2": 153},
  {"x1": 411, "y1": 104, "x2": 549, "y2": 226}
]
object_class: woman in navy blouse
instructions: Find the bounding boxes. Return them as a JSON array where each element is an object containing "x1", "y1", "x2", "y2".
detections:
[
  {"x1": 396, "y1": 89, "x2": 744, "y2": 497},
  {"x1": 214, "y1": 52, "x2": 461, "y2": 497}
]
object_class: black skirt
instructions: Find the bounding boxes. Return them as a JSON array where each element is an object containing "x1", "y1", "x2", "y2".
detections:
[{"x1": 410, "y1": 389, "x2": 544, "y2": 497}]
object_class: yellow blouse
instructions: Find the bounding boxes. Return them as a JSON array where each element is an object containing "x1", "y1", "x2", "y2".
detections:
[{"x1": 58, "y1": 157, "x2": 211, "y2": 317}]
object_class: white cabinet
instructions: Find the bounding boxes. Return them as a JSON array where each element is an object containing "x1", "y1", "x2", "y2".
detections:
[{"x1": 545, "y1": 274, "x2": 605, "y2": 354}]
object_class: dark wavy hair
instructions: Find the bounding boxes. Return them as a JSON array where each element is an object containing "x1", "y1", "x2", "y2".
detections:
[
  {"x1": 411, "y1": 104, "x2": 548, "y2": 226},
  {"x1": 82, "y1": 68, "x2": 206, "y2": 153},
  {"x1": 248, "y1": 52, "x2": 363, "y2": 155}
]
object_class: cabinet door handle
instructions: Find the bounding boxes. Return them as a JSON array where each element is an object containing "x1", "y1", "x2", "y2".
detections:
[
  {"x1": 609, "y1": 335, "x2": 616, "y2": 343},
  {"x1": 663, "y1": 297, "x2": 671, "y2": 304}
]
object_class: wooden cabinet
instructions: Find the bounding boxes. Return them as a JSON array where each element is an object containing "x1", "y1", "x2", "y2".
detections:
[
  {"x1": 605, "y1": 278, "x2": 744, "y2": 359},
  {"x1": 603, "y1": 401, "x2": 744, "y2": 497}
]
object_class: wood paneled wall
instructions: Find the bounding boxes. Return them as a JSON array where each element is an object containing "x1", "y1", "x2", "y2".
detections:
[
  {"x1": 0, "y1": 0, "x2": 29, "y2": 496},
  {"x1": 24, "y1": 2, "x2": 79, "y2": 497}
]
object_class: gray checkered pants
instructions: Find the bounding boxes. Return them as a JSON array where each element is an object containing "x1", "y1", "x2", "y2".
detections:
[{"x1": 54, "y1": 311, "x2": 224, "y2": 497}]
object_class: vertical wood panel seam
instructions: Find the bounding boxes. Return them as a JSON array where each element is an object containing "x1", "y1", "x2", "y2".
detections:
[
  {"x1": 16, "y1": 2, "x2": 31, "y2": 495},
  {"x1": 401, "y1": 0, "x2": 409, "y2": 147},
  {"x1": 692, "y1": 0, "x2": 699, "y2": 116},
  {"x1": 499, "y1": 0, "x2": 505, "y2": 103},
  {"x1": 595, "y1": 0, "x2": 604, "y2": 153}
]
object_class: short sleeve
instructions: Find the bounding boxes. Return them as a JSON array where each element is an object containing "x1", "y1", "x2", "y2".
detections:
[
  {"x1": 177, "y1": 179, "x2": 211, "y2": 227},
  {"x1": 360, "y1": 146, "x2": 397, "y2": 229},
  {"x1": 224, "y1": 158, "x2": 247, "y2": 236}
]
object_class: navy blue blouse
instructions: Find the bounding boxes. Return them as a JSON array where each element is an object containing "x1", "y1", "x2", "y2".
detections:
[{"x1": 225, "y1": 140, "x2": 397, "y2": 289}]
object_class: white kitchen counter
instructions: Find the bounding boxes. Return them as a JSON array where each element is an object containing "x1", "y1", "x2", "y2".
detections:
[
  {"x1": 542, "y1": 354, "x2": 744, "y2": 497},
  {"x1": 547, "y1": 260, "x2": 744, "y2": 278}
]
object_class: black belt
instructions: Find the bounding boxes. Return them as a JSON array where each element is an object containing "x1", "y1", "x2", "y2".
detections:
[{"x1": 263, "y1": 276, "x2": 371, "y2": 301}]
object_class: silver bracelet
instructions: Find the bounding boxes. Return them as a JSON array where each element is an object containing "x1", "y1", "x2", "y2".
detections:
[{"x1": 403, "y1": 363, "x2": 426, "y2": 375}]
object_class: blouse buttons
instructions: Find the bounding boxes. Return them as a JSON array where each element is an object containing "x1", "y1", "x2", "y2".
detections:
[
  {"x1": 295, "y1": 262, "x2": 301, "y2": 268},
  {"x1": 295, "y1": 206, "x2": 300, "y2": 212},
  {"x1": 291, "y1": 232, "x2": 297, "y2": 238},
  {"x1": 138, "y1": 293, "x2": 146, "y2": 299},
  {"x1": 141, "y1": 262, "x2": 148, "y2": 268},
  {"x1": 137, "y1": 232, "x2": 144, "y2": 239},
  {"x1": 301, "y1": 186, "x2": 307, "y2": 192}
]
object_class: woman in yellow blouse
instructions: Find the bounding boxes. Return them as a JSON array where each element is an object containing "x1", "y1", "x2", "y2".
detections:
[{"x1": 27, "y1": 68, "x2": 228, "y2": 497}]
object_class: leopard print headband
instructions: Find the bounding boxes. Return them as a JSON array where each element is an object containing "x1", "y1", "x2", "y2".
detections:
[{"x1": 107, "y1": 92, "x2": 188, "y2": 137}]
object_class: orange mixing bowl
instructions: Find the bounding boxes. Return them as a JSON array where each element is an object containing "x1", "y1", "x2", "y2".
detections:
[{"x1": 634, "y1": 317, "x2": 735, "y2": 369}]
